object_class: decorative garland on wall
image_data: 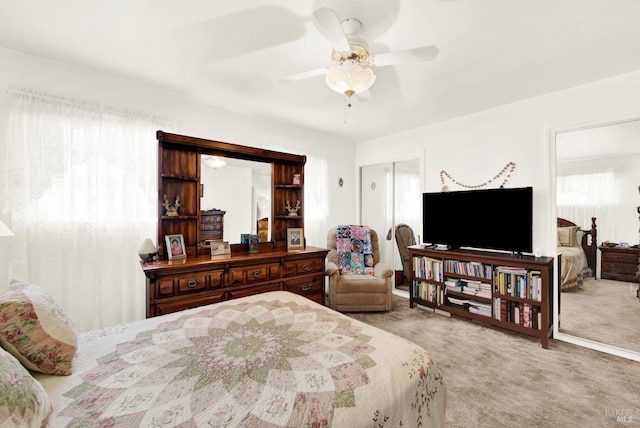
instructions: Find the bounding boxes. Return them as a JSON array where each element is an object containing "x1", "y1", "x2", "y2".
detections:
[{"x1": 440, "y1": 161, "x2": 516, "y2": 192}]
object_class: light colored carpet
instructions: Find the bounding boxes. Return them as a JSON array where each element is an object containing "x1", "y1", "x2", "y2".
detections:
[
  {"x1": 348, "y1": 294, "x2": 640, "y2": 428},
  {"x1": 560, "y1": 277, "x2": 640, "y2": 353}
]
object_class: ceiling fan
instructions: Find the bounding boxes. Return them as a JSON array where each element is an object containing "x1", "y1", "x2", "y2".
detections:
[{"x1": 280, "y1": 6, "x2": 440, "y2": 103}]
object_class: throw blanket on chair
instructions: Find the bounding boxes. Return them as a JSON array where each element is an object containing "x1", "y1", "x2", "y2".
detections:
[{"x1": 336, "y1": 225, "x2": 374, "y2": 275}]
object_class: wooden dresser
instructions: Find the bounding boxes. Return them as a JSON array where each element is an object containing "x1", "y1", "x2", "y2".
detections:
[
  {"x1": 599, "y1": 246, "x2": 640, "y2": 282},
  {"x1": 141, "y1": 246, "x2": 328, "y2": 317}
]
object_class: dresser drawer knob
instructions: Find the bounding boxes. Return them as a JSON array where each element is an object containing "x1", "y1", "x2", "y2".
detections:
[
  {"x1": 185, "y1": 279, "x2": 199, "y2": 288},
  {"x1": 252, "y1": 270, "x2": 262, "y2": 278},
  {"x1": 299, "y1": 283, "x2": 313, "y2": 291},
  {"x1": 301, "y1": 263, "x2": 310, "y2": 270}
]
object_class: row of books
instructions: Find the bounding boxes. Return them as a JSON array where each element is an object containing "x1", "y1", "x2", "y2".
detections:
[
  {"x1": 493, "y1": 297, "x2": 542, "y2": 329},
  {"x1": 444, "y1": 260, "x2": 492, "y2": 280},
  {"x1": 413, "y1": 281, "x2": 445, "y2": 305},
  {"x1": 413, "y1": 256, "x2": 443, "y2": 282},
  {"x1": 446, "y1": 295, "x2": 492, "y2": 317},
  {"x1": 444, "y1": 278, "x2": 491, "y2": 299},
  {"x1": 494, "y1": 267, "x2": 542, "y2": 301}
]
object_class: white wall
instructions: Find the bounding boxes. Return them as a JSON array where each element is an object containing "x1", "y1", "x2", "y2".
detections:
[
  {"x1": 0, "y1": 47, "x2": 357, "y2": 287},
  {"x1": 356, "y1": 69, "x2": 640, "y2": 258}
]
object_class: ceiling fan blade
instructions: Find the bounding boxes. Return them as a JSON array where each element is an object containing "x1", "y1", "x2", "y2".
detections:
[
  {"x1": 312, "y1": 7, "x2": 351, "y2": 52},
  {"x1": 373, "y1": 45, "x2": 440, "y2": 67},
  {"x1": 279, "y1": 67, "x2": 328, "y2": 83}
]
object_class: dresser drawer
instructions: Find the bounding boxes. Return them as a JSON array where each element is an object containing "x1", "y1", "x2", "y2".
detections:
[
  {"x1": 602, "y1": 251, "x2": 639, "y2": 264},
  {"x1": 153, "y1": 291, "x2": 226, "y2": 316},
  {"x1": 201, "y1": 222, "x2": 222, "y2": 231},
  {"x1": 228, "y1": 263, "x2": 281, "y2": 286},
  {"x1": 283, "y1": 257, "x2": 325, "y2": 277},
  {"x1": 601, "y1": 262, "x2": 638, "y2": 276},
  {"x1": 283, "y1": 274, "x2": 324, "y2": 296},
  {"x1": 155, "y1": 270, "x2": 224, "y2": 298},
  {"x1": 225, "y1": 282, "x2": 281, "y2": 300}
]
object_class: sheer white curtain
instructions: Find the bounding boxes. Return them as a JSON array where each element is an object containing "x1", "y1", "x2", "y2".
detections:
[
  {"x1": 303, "y1": 154, "x2": 329, "y2": 247},
  {"x1": 557, "y1": 170, "x2": 615, "y2": 239},
  {"x1": 3, "y1": 89, "x2": 173, "y2": 332}
]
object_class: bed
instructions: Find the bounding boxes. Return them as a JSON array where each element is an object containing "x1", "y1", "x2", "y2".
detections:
[
  {"x1": 557, "y1": 217, "x2": 598, "y2": 291},
  {"x1": 1, "y1": 285, "x2": 446, "y2": 427}
]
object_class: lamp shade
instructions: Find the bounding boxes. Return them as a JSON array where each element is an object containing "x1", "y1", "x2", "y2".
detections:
[
  {"x1": 138, "y1": 238, "x2": 157, "y2": 261},
  {"x1": 0, "y1": 219, "x2": 13, "y2": 237},
  {"x1": 325, "y1": 64, "x2": 376, "y2": 96}
]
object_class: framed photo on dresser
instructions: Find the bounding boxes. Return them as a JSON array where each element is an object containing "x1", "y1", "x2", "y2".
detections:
[
  {"x1": 165, "y1": 234, "x2": 186, "y2": 260},
  {"x1": 287, "y1": 228, "x2": 304, "y2": 251}
]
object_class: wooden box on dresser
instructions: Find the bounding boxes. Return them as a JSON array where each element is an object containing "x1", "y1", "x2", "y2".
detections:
[
  {"x1": 141, "y1": 246, "x2": 328, "y2": 317},
  {"x1": 409, "y1": 246, "x2": 555, "y2": 348}
]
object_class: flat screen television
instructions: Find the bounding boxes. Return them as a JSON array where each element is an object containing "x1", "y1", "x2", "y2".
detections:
[{"x1": 422, "y1": 186, "x2": 533, "y2": 254}]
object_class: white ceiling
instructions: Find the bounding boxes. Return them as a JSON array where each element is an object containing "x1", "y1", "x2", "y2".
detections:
[{"x1": 2, "y1": 0, "x2": 640, "y2": 142}]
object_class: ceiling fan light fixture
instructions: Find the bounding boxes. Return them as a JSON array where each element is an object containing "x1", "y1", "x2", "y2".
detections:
[{"x1": 325, "y1": 63, "x2": 376, "y2": 96}]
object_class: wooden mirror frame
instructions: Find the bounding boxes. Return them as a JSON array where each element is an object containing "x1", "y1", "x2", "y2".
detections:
[{"x1": 156, "y1": 131, "x2": 306, "y2": 258}]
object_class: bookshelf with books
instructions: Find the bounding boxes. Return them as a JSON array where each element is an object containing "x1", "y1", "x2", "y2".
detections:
[{"x1": 409, "y1": 245, "x2": 555, "y2": 348}]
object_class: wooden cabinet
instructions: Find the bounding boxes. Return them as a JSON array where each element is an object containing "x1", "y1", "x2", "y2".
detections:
[
  {"x1": 599, "y1": 246, "x2": 640, "y2": 282},
  {"x1": 201, "y1": 210, "x2": 225, "y2": 241},
  {"x1": 142, "y1": 247, "x2": 329, "y2": 318},
  {"x1": 409, "y1": 246, "x2": 554, "y2": 348}
]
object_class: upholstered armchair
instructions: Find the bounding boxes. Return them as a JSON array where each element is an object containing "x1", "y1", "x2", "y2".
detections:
[{"x1": 326, "y1": 227, "x2": 393, "y2": 312}]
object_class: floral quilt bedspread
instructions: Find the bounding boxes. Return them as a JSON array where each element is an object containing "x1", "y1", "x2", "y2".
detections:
[{"x1": 35, "y1": 291, "x2": 446, "y2": 427}]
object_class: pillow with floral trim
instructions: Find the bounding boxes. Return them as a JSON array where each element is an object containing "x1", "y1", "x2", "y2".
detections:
[
  {"x1": 0, "y1": 346, "x2": 52, "y2": 426},
  {"x1": 0, "y1": 281, "x2": 78, "y2": 375},
  {"x1": 557, "y1": 226, "x2": 579, "y2": 247}
]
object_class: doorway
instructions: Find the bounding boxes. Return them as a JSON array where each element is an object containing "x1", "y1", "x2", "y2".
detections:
[{"x1": 360, "y1": 159, "x2": 421, "y2": 292}]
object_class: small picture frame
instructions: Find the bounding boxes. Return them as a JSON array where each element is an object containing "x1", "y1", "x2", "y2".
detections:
[
  {"x1": 165, "y1": 234, "x2": 186, "y2": 260},
  {"x1": 292, "y1": 173, "x2": 302, "y2": 186},
  {"x1": 248, "y1": 234, "x2": 260, "y2": 253},
  {"x1": 287, "y1": 228, "x2": 304, "y2": 250},
  {"x1": 210, "y1": 241, "x2": 231, "y2": 256}
]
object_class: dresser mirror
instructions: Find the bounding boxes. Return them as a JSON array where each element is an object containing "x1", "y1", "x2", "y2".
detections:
[
  {"x1": 554, "y1": 116, "x2": 640, "y2": 357},
  {"x1": 200, "y1": 156, "x2": 272, "y2": 245}
]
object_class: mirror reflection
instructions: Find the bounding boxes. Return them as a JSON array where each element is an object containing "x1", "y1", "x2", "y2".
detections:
[
  {"x1": 556, "y1": 118, "x2": 640, "y2": 353},
  {"x1": 201, "y1": 156, "x2": 271, "y2": 244}
]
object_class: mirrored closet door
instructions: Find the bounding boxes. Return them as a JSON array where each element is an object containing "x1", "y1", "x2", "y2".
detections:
[
  {"x1": 554, "y1": 117, "x2": 640, "y2": 357},
  {"x1": 360, "y1": 159, "x2": 421, "y2": 289}
]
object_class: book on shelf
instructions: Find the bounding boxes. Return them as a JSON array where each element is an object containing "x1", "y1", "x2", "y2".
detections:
[
  {"x1": 447, "y1": 296, "x2": 470, "y2": 307},
  {"x1": 468, "y1": 300, "x2": 492, "y2": 317}
]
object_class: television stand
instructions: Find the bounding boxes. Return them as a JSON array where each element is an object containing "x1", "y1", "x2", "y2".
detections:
[{"x1": 408, "y1": 246, "x2": 554, "y2": 348}]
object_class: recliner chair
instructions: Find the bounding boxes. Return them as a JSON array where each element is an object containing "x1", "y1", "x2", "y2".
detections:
[
  {"x1": 325, "y1": 227, "x2": 393, "y2": 312},
  {"x1": 394, "y1": 224, "x2": 416, "y2": 285}
]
